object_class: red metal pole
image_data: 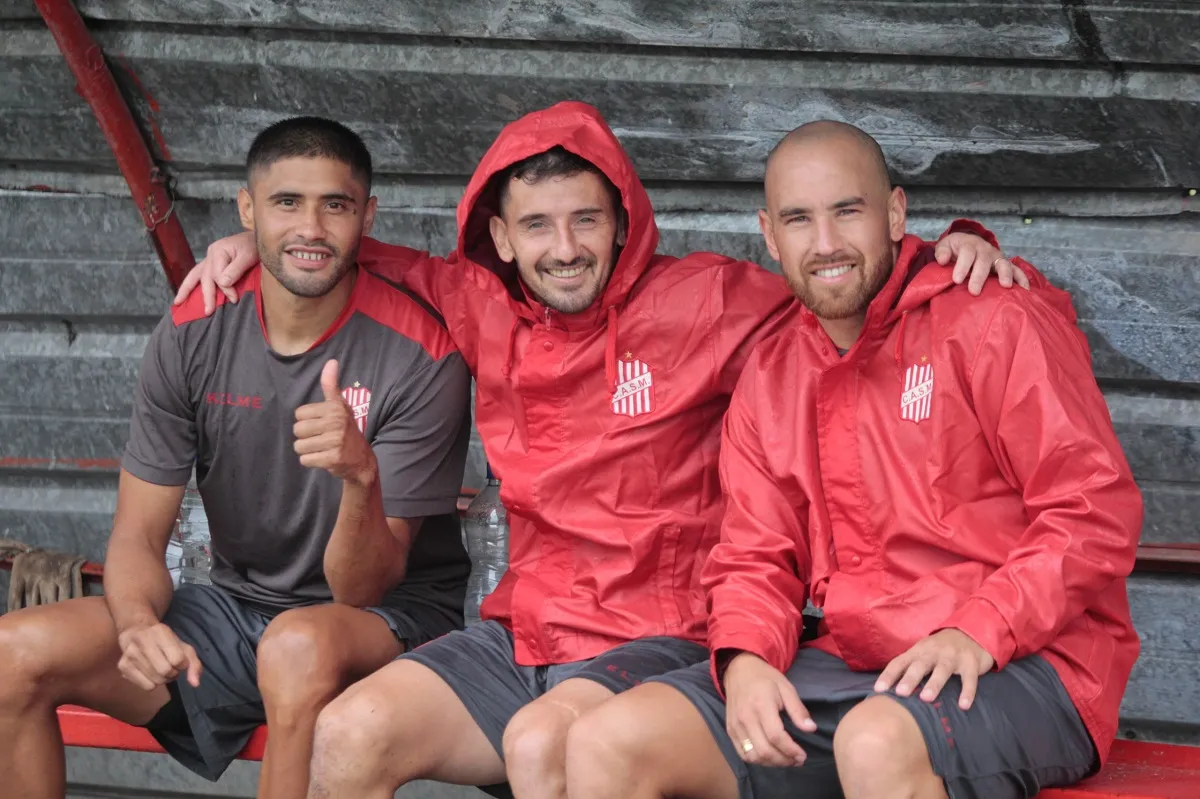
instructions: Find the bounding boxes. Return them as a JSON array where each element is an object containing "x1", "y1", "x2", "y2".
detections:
[{"x1": 33, "y1": 0, "x2": 194, "y2": 290}]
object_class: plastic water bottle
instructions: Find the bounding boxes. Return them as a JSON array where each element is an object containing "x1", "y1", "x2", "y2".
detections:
[
  {"x1": 166, "y1": 518, "x2": 184, "y2": 587},
  {"x1": 178, "y1": 475, "x2": 212, "y2": 586},
  {"x1": 462, "y1": 466, "x2": 508, "y2": 626}
]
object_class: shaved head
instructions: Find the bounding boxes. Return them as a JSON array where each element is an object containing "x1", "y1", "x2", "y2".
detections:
[
  {"x1": 765, "y1": 120, "x2": 892, "y2": 199},
  {"x1": 758, "y1": 120, "x2": 907, "y2": 347}
]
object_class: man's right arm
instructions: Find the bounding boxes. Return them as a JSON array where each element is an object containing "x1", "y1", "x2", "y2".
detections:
[
  {"x1": 103, "y1": 471, "x2": 184, "y2": 637},
  {"x1": 704, "y1": 354, "x2": 812, "y2": 682},
  {"x1": 704, "y1": 355, "x2": 819, "y2": 767},
  {"x1": 108, "y1": 312, "x2": 204, "y2": 688}
]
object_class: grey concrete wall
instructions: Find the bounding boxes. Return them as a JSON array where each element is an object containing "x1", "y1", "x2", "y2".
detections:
[{"x1": 1, "y1": 0, "x2": 1197, "y2": 794}]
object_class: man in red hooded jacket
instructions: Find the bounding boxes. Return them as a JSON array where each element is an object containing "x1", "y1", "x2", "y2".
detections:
[
  {"x1": 562, "y1": 122, "x2": 1142, "y2": 799},
  {"x1": 176, "y1": 104, "x2": 1026, "y2": 798}
]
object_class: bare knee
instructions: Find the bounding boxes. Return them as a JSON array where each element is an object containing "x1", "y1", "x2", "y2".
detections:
[
  {"x1": 565, "y1": 701, "x2": 643, "y2": 793},
  {"x1": 310, "y1": 687, "x2": 395, "y2": 780},
  {"x1": 0, "y1": 615, "x2": 63, "y2": 711},
  {"x1": 257, "y1": 608, "x2": 342, "y2": 711},
  {"x1": 834, "y1": 696, "x2": 937, "y2": 798},
  {"x1": 502, "y1": 702, "x2": 572, "y2": 778}
]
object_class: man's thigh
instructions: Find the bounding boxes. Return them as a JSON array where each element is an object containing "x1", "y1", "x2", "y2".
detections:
[
  {"x1": 0, "y1": 595, "x2": 170, "y2": 725},
  {"x1": 649, "y1": 659, "x2": 845, "y2": 799},
  {"x1": 400, "y1": 620, "x2": 539, "y2": 758},
  {"x1": 548, "y1": 634, "x2": 709, "y2": 696},
  {"x1": 147, "y1": 583, "x2": 268, "y2": 781},
  {"x1": 883, "y1": 655, "x2": 1097, "y2": 799}
]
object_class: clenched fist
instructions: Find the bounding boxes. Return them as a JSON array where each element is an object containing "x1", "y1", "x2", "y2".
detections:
[
  {"x1": 294, "y1": 359, "x2": 377, "y2": 486},
  {"x1": 117, "y1": 622, "x2": 202, "y2": 691}
]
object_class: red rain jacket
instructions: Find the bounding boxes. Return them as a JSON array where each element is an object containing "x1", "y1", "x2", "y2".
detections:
[
  {"x1": 705, "y1": 235, "x2": 1142, "y2": 762},
  {"x1": 357, "y1": 102, "x2": 994, "y2": 666}
]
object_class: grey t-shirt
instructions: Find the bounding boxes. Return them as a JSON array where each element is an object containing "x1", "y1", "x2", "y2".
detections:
[{"x1": 122, "y1": 266, "x2": 472, "y2": 618}]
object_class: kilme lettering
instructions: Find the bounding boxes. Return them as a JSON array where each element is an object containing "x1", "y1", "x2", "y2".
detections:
[{"x1": 206, "y1": 393, "x2": 262, "y2": 410}]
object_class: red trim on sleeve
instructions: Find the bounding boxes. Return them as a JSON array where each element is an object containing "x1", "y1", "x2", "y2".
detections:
[
  {"x1": 353, "y1": 270, "x2": 458, "y2": 361},
  {"x1": 170, "y1": 268, "x2": 259, "y2": 327}
]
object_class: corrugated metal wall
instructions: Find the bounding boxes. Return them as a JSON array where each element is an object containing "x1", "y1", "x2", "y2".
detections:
[{"x1": 2, "y1": 1, "x2": 1197, "y2": 794}]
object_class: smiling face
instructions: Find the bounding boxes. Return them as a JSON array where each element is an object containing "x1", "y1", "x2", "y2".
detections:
[
  {"x1": 238, "y1": 155, "x2": 376, "y2": 298},
  {"x1": 488, "y1": 167, "x2": 625, "y2": 315},
  {"x1": 760, "y1": 123, "x2": 906, "y2": 322}
]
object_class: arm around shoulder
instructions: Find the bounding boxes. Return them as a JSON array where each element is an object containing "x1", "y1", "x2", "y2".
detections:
[{"x1": 704, "y1": 359, "x2": 811, "y2": 686}]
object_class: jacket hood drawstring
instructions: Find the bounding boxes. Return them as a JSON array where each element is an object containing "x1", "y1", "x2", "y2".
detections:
[
  {"x1": 501, "y1": 316, "x2": 520, "y2": 380},
  {"x1": 605, "y1": 306, "x2": 618, "y2": 393},
  {"x1": 894, "y1": 311, "x2": 909, "y2": 368}
]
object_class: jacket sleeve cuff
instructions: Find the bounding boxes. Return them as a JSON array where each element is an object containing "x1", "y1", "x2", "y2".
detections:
[
  {"x1": 942, "y1": 599, "x2": 1018, "y2": 669},
  {"x1": 708, "y1": 629, "x2": 792, "y2": 699},
  {"x1": 938, "y1": 218, "x2": 999, "y2": 249}
]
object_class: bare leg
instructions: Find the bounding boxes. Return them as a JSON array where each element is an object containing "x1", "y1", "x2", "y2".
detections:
[
  {"x1": 566, "y1": 682, "x2": 740, "y2": 799},
  {"x1": 0, "y1": 597, "x2": 172, "y2": 799},
  {"x1": 255, "y1": 605, "x2": 402, "y2": 799},
  {"x1": 501, "y1": 678, "x2": 614, "y2": 799},
  {"x1": 307, "y1": 658, "x2": 506, "y2": 799},
  {"x1": 833, "y1": 696, "x2": 949, "y2": 799}
]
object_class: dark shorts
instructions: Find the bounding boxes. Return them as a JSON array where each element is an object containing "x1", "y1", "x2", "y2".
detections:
[
  {"x1": 142, "y1": 582, "x2": 455, "y2": 781},
  {"x1": 402, "y1": 619, "x2": 709, "y2": 759},
  {"x1": 651, "y1": 648, "x2": 1098, "y2": 799}
]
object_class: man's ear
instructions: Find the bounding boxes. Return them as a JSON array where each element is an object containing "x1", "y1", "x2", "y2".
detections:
[
  {"x1": 489, "y1": 215, "x2": 516, "y2": 263},
  {"x1": 237, "y1": 187, "x2": 255, "y2": 232},
  {"x1": 362, "y1": 195, "x2": 379, "y2": 237},
  {"x1": 887, "y1": 186, "x2": 908, "y2": 243},
  {"x1": 758, "y1": 208, "x2": 781, "y2": 263}
]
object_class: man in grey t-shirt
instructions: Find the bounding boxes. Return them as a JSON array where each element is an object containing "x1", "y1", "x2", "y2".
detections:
[{"x1": 0, "y1": 117, "x2": 471, "y2": 797}]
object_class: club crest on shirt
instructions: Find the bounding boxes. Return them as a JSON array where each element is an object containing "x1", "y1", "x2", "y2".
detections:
[
  {"x1": 611, "y1": 353, "x2": 654, "y2": 418},
  {"x1": 900, "y1": 360, "x2": 933, "y2": 423},
  {"x1": 342, "y1": 382, "x2": 372, "y2": 433}
]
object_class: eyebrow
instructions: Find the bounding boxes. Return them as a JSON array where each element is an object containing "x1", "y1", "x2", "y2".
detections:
[
  {"x1": 516, "y1": 207, "x2": 606, "y2": 225},
  {"x1": 777, "y1": 196, "x2": 866, "y2": 218},
  {"x1": 267, "y1": 191, "x2": 358, "y2": 204}
]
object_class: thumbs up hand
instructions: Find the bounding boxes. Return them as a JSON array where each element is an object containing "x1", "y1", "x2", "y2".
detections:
[{"x1": 294, "y1": 359, "x2": 377, "y2": 486}]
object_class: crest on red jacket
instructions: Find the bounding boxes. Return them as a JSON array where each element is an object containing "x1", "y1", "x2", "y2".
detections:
[
  {"x1": 612, "y1": 354, "x2": 654, "y2": 417},
  {"x1": 342, "y1": 383, "x2": 372, "y2": 433},
  {"x1": 900, "y1": 362, "x2": 933, "y2": 423}
]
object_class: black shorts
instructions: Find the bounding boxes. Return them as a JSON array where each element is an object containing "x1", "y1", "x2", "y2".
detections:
[
  {"x1": 402, "y1": 619, "x2": 709, "y2": 759},
  {"x1": 651, "y1": 648, "x2": 1098, "y2": 799},
  {"x1": 142, "y1": 582, "x2": 455, "y2": 781}
]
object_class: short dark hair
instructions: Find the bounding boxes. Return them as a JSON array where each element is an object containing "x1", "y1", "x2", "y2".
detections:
[
  {"x1": 496, "y1": 146, "x2": 621, "y2": 215},
  {"x1": 246, "y1": 116, "x2": 372, "y2": 191}
]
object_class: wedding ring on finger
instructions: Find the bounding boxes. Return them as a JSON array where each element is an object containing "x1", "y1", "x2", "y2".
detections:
[{"x1": 741, "y1": 738, "x2": 754, "y2": 753}]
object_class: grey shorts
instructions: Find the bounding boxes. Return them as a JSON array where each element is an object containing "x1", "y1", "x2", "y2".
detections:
[
  {"x1": 402, "y1": 619, "x2": 709, "y2": 759},
  {"x1": 651, "y1": 648, "x2": 1098, "y2": 799},
  {"x1": 142, "y1": 582, "x2": 456, "y2": 781}
]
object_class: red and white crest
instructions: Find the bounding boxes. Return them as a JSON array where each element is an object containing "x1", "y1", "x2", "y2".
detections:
[
  {"x1": 612, "y1": 356, "x2": 654, "y2": 418},
  {"x1": 900, "y1": 362, "x2": 933, "y2": 423},
  {"x1": 342, "y1": 383, "x2": 372, "y2": 433}
]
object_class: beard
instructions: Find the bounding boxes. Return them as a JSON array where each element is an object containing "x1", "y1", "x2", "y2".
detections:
[
  {"x1": 524, "y1": 253, "x2": 605, "y2": 314},
  {"x1": 258, "y1": 236, "x2": 357, "y2": 299},
  {"x1": 785, "y1": 247, "x2": 894, "y2": 320}
]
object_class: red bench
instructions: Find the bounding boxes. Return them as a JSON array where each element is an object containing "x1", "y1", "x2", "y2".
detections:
[
  {"x1": 53, "y1": 705, "x2": 1200, "y2": 797},
  {"x1": 58, "y1": 704, "x2": 268, "y2": 760}
]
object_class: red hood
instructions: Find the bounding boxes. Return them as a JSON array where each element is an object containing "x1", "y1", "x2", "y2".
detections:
[{"x1": 456, "y1": 101, "x2": 660, "y2": 325}]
